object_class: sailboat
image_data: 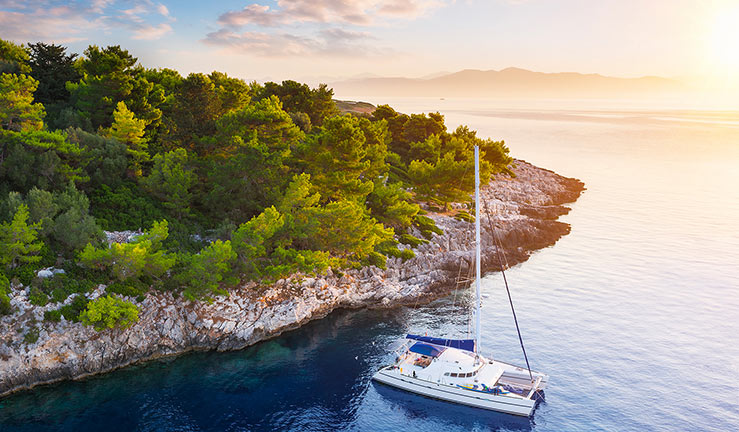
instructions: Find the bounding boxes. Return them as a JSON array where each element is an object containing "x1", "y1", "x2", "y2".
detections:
[{"x1": 372, "y1": 146, "x2": 549, "y2": 417}]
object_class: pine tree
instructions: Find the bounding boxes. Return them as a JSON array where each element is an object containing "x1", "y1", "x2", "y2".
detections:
[
  {"x1": 109, "y1": 101, "x2": 148, "y2": 176},
  {"x1": 0, "y1": 73, "x2": 45, "y2": 132},
  {"x1": 0, "y1": 204, "x2": 43, "y2": 269},
  {"x1": 142, "y1": 148, "x2": 195, "y2": 220}
]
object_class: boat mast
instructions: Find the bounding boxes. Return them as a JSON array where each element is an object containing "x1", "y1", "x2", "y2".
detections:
[{"x1": 474, "y1": 145, "x2": 481, "y2": 355}]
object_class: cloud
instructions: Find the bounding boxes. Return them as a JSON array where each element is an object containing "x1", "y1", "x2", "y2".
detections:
[
  {"x1": 319, "y1": 28, "x2": 374, "y2": 42},
  {"x1": 207, "y1": 0, "x2": 444, "y2": 58},
  {"x1": 219, "y1": 4, "x2": 280, "y2": 27},
  {"x1": 0, "y1": 0, "x2": 173, "y2": 43},
  {"x1": 378, "y1": 0, "x2": 443, "y2": 17},
  {"x1": 132, "y1": 23, "x2": 173, "y2": 40},
  {"x1": 217, "y1": 0, "x2": 444, "y2": 28},
  {"x1": 90, "y1": 0, "x2": 114, "y2": 14},
  {"x1": 0, "y1": 9, "x2": 97, "y2": 43},
  {"x1": 203, "y1": 26, "x2": 382, "y2": 57},
  {"x1": 156, "y1": 3, "x2": 169, "y2": 17}
]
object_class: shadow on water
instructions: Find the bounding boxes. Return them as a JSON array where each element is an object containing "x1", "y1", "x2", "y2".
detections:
[
  {"x1": 0, "y1": 305, "x2": 540, "y2": 432},
  {"x1": 0, "y1": 308, "x2": 429, "y2": 432},
  {"x1": 370, "y1": 383, "x2": 534, "y2": 432}
]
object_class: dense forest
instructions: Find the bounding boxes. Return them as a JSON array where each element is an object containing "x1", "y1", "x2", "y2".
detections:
[{"x1": 0, "y1": 39, "x2": 512, "y2": 335}]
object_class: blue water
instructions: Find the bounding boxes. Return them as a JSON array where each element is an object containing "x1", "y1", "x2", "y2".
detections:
[{"x1": 2, "y1": 100, "x2": 739, "y2": 431}]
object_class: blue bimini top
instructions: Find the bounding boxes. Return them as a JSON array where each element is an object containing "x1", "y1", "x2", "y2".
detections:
[
  {"x1": 409, "y1": 342, "x2": 447, "y2": 357},
  {"x1": 406, "y1": 334, "x2": 476, "y2": 353}
]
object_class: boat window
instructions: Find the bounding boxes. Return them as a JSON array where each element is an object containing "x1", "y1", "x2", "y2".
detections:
[
  {"x1": 444, "y1": 372, "x2": 450, "y2": 376},
  {"x1": 465, "y1": 372, "x2": 473, "y2": 377},
  {"x1": 450, "y1": 373, "x2": 458, "y2": 377}
]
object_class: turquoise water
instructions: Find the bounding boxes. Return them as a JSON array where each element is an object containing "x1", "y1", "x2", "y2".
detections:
[{"x1": 2, "y1": 100, "x2": 739, "y2": 431}]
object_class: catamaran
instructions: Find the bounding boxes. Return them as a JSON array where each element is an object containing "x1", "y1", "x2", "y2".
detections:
[{"x1": 372, "y1": 146, "x2": 549, "y2": 417}]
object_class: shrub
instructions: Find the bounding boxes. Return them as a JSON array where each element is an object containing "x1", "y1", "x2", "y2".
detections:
[
  {"x1": 0, "y1": 204, "x2": 43, "y2": 270},
  {"x1": 9, "y1": 264, "x2": 36, "y2": 286},
  {"x1": 0, "y1": 274, "x2": 11, "y2": 315},
  {"x1": 398, "y1": 234, "x2": 427, "y2": 248},
  {"x1": 399, "y1": 249, "x2": 415, "y2": 261},
  {"x1": 80, "y1": 295, "x2": 139, "y2": 331},
  {"x1": 413, "y1": 214, "x2": 443, "y2": 239},
  {"x1": 23, "y1": 326, "x2": 39, "y2": 344},
  {"x1": 455, "y1": 210, "x2": 474, "y2": 223},
  {"x1": 43, "y1": 273, "x2": 95, "y2": 303},
  {"x1": 44, "y1": 309, "x2": 62, "y2": 322},
  {"x1": 28, "y1": 286, "x2": 48, "y2": 306},
  {"x1": 367, "y1": 251, "x2": 387, "y2": 270},
  {"x1": 88, "y1": 182, "x2": 167, "y2": 231},
  {"x1": 59, "y1": 294, "x2": 89, "y2": 322},
  {"x1": 175, "y1": 240, "x2": 236, "y2": 301},
  {"x1": 263, "y1": 247, "x2": 330, "y2": 281},
  {"x1": 106, "y1": 279, "x2": 147, "y2": 299},
  {"x1": 78, "y1": 220, "x2": 175, "y2": 282},
  {"x1": 376, "y1": 240, "x2": 404, "y2": 259}
]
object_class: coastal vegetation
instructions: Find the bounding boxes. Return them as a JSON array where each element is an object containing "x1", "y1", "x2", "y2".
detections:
[{"x1": 0, "y1": 39, "x2": 513, "y2": 330}]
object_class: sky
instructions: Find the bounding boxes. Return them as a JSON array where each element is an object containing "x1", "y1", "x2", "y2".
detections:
[{"x1": 2, "y1": 0, "x2": 739, "y2": 89}]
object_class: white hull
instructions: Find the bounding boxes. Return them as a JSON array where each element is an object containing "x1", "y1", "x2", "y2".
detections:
[{"x1": 372, "y1": 365, "x2": 543, "y2": 417}]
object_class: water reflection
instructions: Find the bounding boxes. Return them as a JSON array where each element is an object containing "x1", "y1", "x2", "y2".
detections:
[
  {"x1": 3, "y1": 101, "x2": 739, "y2": 431},
  {"x1": 369, "y1": 384, "x2": 534, "y2": 432}
]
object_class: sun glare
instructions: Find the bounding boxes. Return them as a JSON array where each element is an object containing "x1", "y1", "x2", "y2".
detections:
[{"x1": 709, "y1": 5, "x2": 739, "y2": 73}]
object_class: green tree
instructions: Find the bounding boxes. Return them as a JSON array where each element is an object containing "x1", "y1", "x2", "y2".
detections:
[
  {"x1": 67, "y1": 45, "x2": 161, "y2": 131},
  {"x1": 402, "y1": 112, "x2": 446, "y2": 144},
  {"x1": 0, "y1": 73, "x2": 45, "y2": 132},
  {"x1": 66, "y1": 127, "x2": 128, "y2": 188},
  {"x1": 203, "y1": 96, "x2": 302, "y2": 222},
  {"x1": 78, "y1": 220, "x2": 174, "y2": 281},
  {"x1": 257, "y1": 81, "x2": 338, "y2": 127},
  {"x1": 0, "y1": 204, "x2": 43, "y2": 270},
  {"x1": 49, "y1": 185, "x2": 102, "y2": 253},
  {"x1": 408, "y1": 134, "x2": 442, "y2": 163},
  {"x1": 87, "y1": 182, "x2": 166, "y2": 231},
  {"x1": 142, "y1": 148, "x2": 195, "y2": 220},
  {"x1": 0, "y1": 39, "x2": 30, "y2": 74},
  {"x1": 231, "y1": 206, "x2": 285, "y2": 277},
  {"x1": 108, "y1": 101, "x2": 148, "y2": 176},
  {"x1": 27, "y1": 42, "x2": 80, "y2": 106},
  {"x1": 366, "y1": 180, "x2": 420, "y2": 229},
  {"x1": 80, "y1": 294, "x2": 139, "y2": 331},
  {"x1": 162, "y1": 72, "x2": 246, "y2": 154},
  {"x1": 453, "y1": 126, "x2": 514, "y2": 176},
  {"x1": 175, "y1": 240, "x2": 236, "y2": 301},
  {"x1": 0, "y1": 273, "x2": 11, "y2": 315},
  {"x1": 210, "y1": 71, "x2": 251, "y2": 113},
  {"x1": 408, "y1": 151, "x2": 491, "y2": 208},
  {"x1": 0, "y1": 129, "x2": 86, "y2": 195},
  {"x1": 310, "y1": 199, "x2": 394, "y2": 261},
  {"x1": 276, "y1": 173, "x2": 321, "y2": 243},
  {"x1": 371, "y1": 105, "x2": 410, "y2": 157},
  {"x1": 298, "y1": 115, "x2": 374, "y2": 202}
]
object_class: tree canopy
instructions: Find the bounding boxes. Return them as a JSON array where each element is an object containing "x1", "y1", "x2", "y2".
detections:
[{"x1": 0, "y1": 37, "x2": 515, "y2": 314}]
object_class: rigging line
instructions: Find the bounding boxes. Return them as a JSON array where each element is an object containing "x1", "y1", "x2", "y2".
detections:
[
  {"x1": 482, "y1": 198, "x2": 534, "y2": 381},
  {"x1": 450, "y1": 229, "x2": 471, "y2": 314},
  {"x1": 466, "y1": 257, "x2": 474, "y2": 339}
]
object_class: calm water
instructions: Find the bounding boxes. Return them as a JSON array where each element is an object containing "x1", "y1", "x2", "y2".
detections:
[{"x1": 2, "y1": 99, "x2": 739, "y2": 431}]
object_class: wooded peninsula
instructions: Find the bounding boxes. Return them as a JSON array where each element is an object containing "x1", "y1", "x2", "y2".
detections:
[{"x1": 0, "y1": 40, "x2": 514, "y2": 338}]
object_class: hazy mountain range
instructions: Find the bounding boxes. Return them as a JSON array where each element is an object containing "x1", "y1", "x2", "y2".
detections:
[{"x1": 330, "y1": 67, "x2": 685, "y2": 98}]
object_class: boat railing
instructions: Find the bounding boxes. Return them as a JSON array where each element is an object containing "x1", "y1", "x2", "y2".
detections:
[{"x1": 526, "y1": 375, "x2": 544, "y2": 399}]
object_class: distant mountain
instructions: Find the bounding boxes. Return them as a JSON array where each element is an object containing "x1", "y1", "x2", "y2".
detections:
[{"x1": 330, "y1": 67, "x2": 685, "y2": 98}]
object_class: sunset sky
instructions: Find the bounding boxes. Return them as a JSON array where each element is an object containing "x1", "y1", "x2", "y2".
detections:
[{"x1": 2, "y1": 0, "x2": 739, "y2": 88}]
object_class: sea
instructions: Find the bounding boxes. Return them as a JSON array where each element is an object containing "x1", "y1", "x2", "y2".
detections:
[{"x1": 1, "y1": 98, "x2": 738, "y2": 431}]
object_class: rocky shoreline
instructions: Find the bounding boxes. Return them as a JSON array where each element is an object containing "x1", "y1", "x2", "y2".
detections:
[{"x1": 0, "y1": 160, "x2": 584, "y2": 398}]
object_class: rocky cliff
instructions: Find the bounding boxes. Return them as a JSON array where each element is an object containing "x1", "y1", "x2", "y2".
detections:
[{"x1": 0, "y1": 160, "x2": 584, "y2": 397}]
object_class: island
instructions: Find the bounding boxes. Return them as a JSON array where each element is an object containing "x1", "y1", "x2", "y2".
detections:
[{"x1": 0, "y1": 40, "x2": 584, "y2": 397}]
